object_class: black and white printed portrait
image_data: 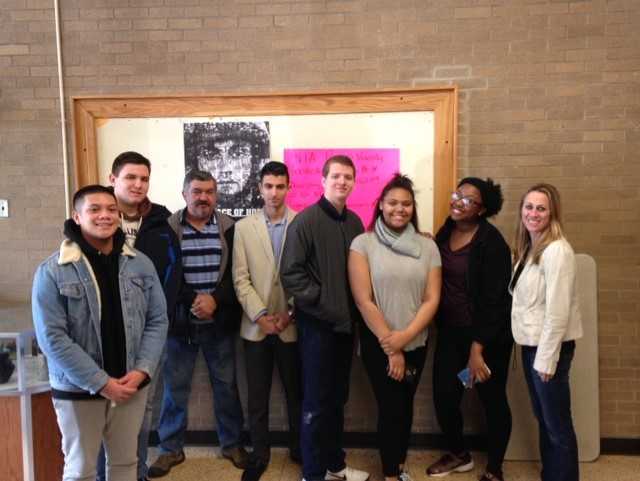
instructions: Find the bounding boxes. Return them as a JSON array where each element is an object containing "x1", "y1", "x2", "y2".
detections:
[{"x1": 184, "y1": 121, "x2": 270, "y2": 217}]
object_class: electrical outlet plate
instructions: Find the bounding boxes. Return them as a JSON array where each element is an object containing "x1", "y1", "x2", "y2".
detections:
[{"x1": 0, "y1": 199, "x2": 8, "y2": 218}]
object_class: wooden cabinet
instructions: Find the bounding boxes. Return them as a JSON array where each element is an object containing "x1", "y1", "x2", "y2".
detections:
[{"x1": 0, "y1": 391, "x2": 63, "y2": 481}]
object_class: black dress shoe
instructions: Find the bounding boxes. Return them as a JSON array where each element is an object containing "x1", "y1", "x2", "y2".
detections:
[
  {"x1": 289, "y1": 448, "x2": 302, "y2": 465},
  {"x1": 242, "y1": 460, "x2": 268, "y2": 481}
]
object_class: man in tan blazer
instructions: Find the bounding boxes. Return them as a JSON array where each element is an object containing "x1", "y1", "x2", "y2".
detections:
[{"x1": 233, "y1": 161, "x2": 301, "y2": 481}]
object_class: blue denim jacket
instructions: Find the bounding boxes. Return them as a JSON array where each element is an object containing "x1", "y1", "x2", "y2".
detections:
[{"x1": 32, "y1": 239, "x2": 168, "y2": 394}]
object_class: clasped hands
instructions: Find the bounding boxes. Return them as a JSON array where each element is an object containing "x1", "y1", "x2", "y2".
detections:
[
  {"x1": 190, "y1": 293, "x2": 217, "y2": 319},
  {"x1": 380, "y1": 330, "x2": 410, "y2": 382},
  {"x1": 256, "y1": 311, "x2": 292, "y2": 335},
  {"x1": 100, "y1": 369, "x2": 148, "y2": 403},
  {"x1": 379, "y1": 329, "x2": 410, "y2": 356}
]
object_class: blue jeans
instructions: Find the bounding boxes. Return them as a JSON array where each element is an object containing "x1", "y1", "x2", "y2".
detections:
[
  {"x1": 156, "y1": 325, "x2": 244, "y2": 453},
  {"x1": 297, "y1": 311, "x2": 353, "y2": 481},
  {"x1": 96, "y1": 351, "x2": 165, "y2": 481},
  {"x1": 522, "y1": 341, "x2": 579, "y2": 481}
]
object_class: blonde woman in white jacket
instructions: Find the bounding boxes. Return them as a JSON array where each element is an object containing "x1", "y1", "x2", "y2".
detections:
[{"x1": 510, "y1": 183, "x2": 582, "y2": 481}]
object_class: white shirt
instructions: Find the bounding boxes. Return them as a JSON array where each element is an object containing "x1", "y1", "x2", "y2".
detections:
[
  {"x1": 510, "y1": 238, "x2": 583, "y2": 375},
  {"x1": 120, "y1": 215, "x2": 142, "y2": 248}
]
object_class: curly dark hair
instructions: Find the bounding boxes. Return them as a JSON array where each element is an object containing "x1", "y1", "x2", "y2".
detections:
[{"x1": 458, "y1": 177, "x2": 504, "y2": 218}]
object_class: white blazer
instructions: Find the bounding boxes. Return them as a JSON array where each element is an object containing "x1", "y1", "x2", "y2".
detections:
[
  {"x1": 232, "y1": 209, "x2": 297, "y2": 342},
  {"x1": 510, "y1": 238, "x2": 583, "y2": 375}
]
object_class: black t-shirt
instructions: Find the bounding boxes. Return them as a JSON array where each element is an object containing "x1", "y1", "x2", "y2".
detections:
[{"x1": 438, "y1": 240, "x2": 474, "y2": 328}]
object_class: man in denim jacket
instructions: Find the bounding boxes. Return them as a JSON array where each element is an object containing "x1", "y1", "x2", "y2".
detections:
[{"x1": 32, "y1": 185, "x2": 168, "y2": 481}]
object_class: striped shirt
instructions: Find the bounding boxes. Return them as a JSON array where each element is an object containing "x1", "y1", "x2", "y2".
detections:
[{"x1": 181, "y1": 216, "x2": 221, "y2": 297}]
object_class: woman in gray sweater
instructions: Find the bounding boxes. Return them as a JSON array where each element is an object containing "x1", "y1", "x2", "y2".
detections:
[{"x1": 349, "y1": 174, "x2": 442, "y2": 481}]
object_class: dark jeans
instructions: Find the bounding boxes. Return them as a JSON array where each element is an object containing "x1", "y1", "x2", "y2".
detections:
[
  {"x1": 522, "y1": 341, "x2": 579, "y2": 481},
  {"x1": 360, "y1": 326, "x2": 426, "y2": 477},
  {"x1": 433, "y1": 327, "x2": 513, "y2": 477},
  {"x1": 156, "y1": 324, "x2": 244, "y2": 453},
  {"x1": 297, "y1": 311, "x2": 354, "y2": 481},
  {"x1": 243, "y1": 335, "x2": 302, "y2": 463}
]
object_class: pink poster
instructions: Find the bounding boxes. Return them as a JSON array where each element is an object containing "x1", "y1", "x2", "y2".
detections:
[{"x1": 284, "y1": 148, "x2": 400, "y2": 226}]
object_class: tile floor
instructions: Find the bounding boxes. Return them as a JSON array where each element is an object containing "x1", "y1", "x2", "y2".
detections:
[{"x1": 151, "y1": 447, "x2": 639, "y2": 481}]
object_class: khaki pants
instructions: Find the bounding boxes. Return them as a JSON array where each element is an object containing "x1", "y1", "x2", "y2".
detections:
[{"x1": 53, "y1": 386, "x2": 149, "y2": 481}]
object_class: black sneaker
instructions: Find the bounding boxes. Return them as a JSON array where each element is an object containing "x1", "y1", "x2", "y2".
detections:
[
  {"x1": 426, "y1": 452, "x2": 474, "y2": 477},
  {"x1": 289, "y1": 447, "x2": 302, "y2": 464},
  {"x1": 242, "y1": 459, "x2": 268, "y2": 481}
]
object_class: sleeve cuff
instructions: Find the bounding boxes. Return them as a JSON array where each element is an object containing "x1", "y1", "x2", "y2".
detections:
[
  {"x1": 134, "y1": 360, "x2": 155, "y2": 379},
  {"x1": 252, "y1": 309, "x2": 267, "y2": 323},
  {"x1": 88, "y1": 370, "x2": 110, "y2": 395},
  {"x1": 533, "y1": 355, "x2": 558, "y2": 376}
]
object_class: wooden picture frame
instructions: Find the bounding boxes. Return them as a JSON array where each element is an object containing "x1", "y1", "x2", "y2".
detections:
[{"x1": 72, "y1": 87, "x2": 457, "y2": 227}]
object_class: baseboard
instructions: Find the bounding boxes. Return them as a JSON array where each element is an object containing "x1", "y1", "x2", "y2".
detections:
[
  {"x1": 150, "y1": 431, "x2": 640, "y2": 455},
  {"x1": 600, "y1": 437, "x2": 640, "y2": 455}
]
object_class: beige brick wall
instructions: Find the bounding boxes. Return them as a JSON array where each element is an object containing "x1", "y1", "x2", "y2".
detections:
[{"x1": 1, "y1": 0, "x2": 638, "y2": 439}]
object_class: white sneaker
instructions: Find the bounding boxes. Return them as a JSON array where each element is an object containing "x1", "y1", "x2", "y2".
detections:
[
  {"x1": 325, "y1": 466, "x2": 370, "y2": 481},
  {"x1": 398, "y1": 471, "x2": 413, "y2": 481}
]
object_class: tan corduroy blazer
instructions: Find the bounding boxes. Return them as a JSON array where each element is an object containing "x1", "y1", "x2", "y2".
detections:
[{"x1": 232, "y1": 209, "x2": 297, "y2": 342}]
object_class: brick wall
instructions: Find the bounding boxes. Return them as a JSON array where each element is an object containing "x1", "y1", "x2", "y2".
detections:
[{"x1": 1, "y1": 0, "x2": 638, "y2": 439}]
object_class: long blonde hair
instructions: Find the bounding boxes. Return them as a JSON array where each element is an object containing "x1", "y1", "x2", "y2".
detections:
[{"x1": 513, "y1": 183, "x2": 565, "y2": 265}]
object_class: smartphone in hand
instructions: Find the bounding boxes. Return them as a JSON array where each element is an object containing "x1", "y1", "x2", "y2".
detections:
[{"x1": 457, "y1": 367, "x2": 474, "y2": 389}]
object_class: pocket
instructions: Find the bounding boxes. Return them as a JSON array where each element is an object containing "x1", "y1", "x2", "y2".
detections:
[
  {"x1": 58, "y1": 282, "x2": 91, "y2": 345},
  {"x1": 59, "y1": 282, "x2": 83, "y2": 299},
  {"x1": 128, "y1": 276, "x2": 154, "y2": 323},
  {"x1": 129, "y1": 276, "x2": 154, "y2": 304},
  {"x1": 130, "y1": 276, "x2": 153, "y2": 292}
]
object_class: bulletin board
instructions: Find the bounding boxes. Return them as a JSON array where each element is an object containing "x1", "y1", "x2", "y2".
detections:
[{"x1": 73, "y1": 88, "x2": 457, "y2": 231}]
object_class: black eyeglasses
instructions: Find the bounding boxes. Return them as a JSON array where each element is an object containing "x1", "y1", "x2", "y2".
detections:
[{"x1": 451, "y1": 191, "x2": 482, "y2": 208}]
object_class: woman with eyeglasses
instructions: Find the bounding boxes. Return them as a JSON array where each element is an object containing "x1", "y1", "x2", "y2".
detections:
[
  {"x1": 510, "y1": 184, "x2": 582, "y2": 481},
  {"x1": 426, "y1": 178, "x2": 512, "y2": 481},
  {"x1": 349, "y1": 174, "x2": 442, "y2": 481}
]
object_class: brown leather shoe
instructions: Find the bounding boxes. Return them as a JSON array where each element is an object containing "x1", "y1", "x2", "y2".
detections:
[
  {"x1": 222, "y1": 445, "x2": 250, "y2": 469},
  {"x1": 426, "y1": 452, "x2": 474, "y2": 477},
  {"x1": 147, "y1": 450, "x2": 185, "y2": 478}
]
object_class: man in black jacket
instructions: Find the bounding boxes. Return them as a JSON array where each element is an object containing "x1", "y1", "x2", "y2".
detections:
[
  {"x1": 280, "y1": 156, "x2": 369, "y2": 481},
  {"x1": 149, "y1": 170, "x2": 248, "y2": 478},
  {"x1": 96, "y1": 151, "x2": 181, "y2": 481}
]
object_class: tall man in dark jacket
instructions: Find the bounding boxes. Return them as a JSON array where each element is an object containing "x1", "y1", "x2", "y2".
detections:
[
  {"x1": 97, "y1": 151, "x2": 181, "y2": 481},
  {"x1": 149, "y1": 170, "x2": 249, "y2": 478},
  {"x1": 280, "y1": 156, "x2": 369, "y2": 481}
]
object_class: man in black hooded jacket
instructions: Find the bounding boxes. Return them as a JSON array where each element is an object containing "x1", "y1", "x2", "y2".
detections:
[{"x1": 95, "y1": 151, "x2": 181, "y2": 481}]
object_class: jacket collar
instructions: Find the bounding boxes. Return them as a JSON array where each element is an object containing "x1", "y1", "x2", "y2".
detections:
[
  {"x1": 436, "y1": 216, "x2": 489, "y2": 245},
  {"x1": 58, "y1": 239, "x2": 136, "y2": 265},
  {"x1": 179, "y1": 207, "x2": 217, "y2": 227},
  {"x1": 318, "y1": 196, "x2": 348, "y2": 221}
]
